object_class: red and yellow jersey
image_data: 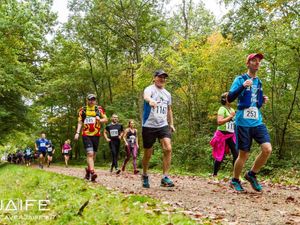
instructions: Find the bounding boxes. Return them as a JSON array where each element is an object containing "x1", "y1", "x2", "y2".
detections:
[{"x1": 78, "y1": 105, "x2": 107, "y2": 136}]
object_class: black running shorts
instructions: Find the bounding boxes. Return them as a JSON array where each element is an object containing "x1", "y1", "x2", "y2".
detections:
[
  {"x1": 82, "y1": 136, "x2": 100, "y2": 152},
  {"x1": 142, "y1": 125, "x2": 171, "y2": 149}
]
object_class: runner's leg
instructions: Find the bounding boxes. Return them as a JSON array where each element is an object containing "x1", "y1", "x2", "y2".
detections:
[
  {"x1": 160, "y1": 137, "x2": 172, "y2": 176},
  {"x1": 251, "y1": 143, "x2": 272, "y2": 173},
  {"x1": 142, "y1": 148, "x2": 153, "y2": 175}
]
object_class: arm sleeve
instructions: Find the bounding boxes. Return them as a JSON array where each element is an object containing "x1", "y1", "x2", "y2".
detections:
[{"x1": 227, "y1": 76, "x2": 245, "y2": 103}]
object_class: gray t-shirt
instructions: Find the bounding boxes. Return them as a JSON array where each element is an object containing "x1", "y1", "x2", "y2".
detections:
[{"x1": 142, "y1": 84, "x2": 172, "y2": 128}]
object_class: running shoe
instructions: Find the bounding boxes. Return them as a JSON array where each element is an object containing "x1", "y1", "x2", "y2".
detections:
[
  {"x1": 91, "y1": 171, "x2": 97, "y2": 182},
  {"x1": 230, "y1": 179, "x2": 245, "y2": 192},
  {"x1": 244, "y1": 172, "x2": 262, "y2": 192},
  {"x1": 85, "y1": 168, "x2": 90, "y2": 180},
  {"x1": 161, "y1": 177, "x2": 175, "y2": 187},
  {"x1": 142, "y1": 175, "x2": 150, "y2": 188},
  {"x1": 116, "y1": 168, "x2": 121, "y2": 174}
]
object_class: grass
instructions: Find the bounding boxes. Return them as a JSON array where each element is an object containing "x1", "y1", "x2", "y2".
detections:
[{"x1": 0, "y1": 164, "x2": 199, "y2": 225}]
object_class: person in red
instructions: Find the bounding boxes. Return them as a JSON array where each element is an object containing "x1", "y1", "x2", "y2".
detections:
[
  {"x1": 62, "y1": 139, "x2": 72, "y2": 168},
  {"x1": 74, "y1": 94, "x2": 108, "y2": 182}
]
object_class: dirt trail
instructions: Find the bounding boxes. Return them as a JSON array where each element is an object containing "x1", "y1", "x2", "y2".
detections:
[{"x1": 44, "y1": 166, "x2": 300, "y2": 225}]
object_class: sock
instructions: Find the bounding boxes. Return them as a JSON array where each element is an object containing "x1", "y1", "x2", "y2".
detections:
[
  {"x1": 163, "y1": 175, "x2": 168, "y2": 179},
  {"x1": 232, "y1": 178, "x2": 240, "y2": 182},
  {"x1": 248, "y1": 171, "x2": 256, "y2": 177}
]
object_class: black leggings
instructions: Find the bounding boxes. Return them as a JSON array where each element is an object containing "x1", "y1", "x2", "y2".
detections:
[
  {"x1": 109, "y1": 140, "x2": 120, "y2": 169},
  {"x1": 213, "y1": 137, "x2": 238, "y2": 176}
]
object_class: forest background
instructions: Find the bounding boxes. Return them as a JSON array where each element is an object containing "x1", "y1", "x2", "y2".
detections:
[{"x1": 1, "y1": 0, "x2": 299, "y2": 176}]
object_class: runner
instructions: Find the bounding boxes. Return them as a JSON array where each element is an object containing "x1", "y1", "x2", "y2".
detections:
[
  {"x1": 46, "y1": 140, "x2": 55, "y2": 167},
  {"x1": 141, "y1": 70, "x2": 176, "y2": 188},
  {"x1": 104, "y1": 114, "x2": 124, "y2": 174},
  {"x1": 210, "y1": 92, "x2": 238, "y2": 176},
  {"x1": 35, "y1": 132, "x2": 49, "y2": 169},
  {"x1": 74, "y1": 94, "x2": 107, "y2": 182},
  {"x1": 62, "y1": 139, "x2": 71, "y2": 168},
  {"x1": 16, "y1": 148, "x2": 24, "y2": 164},
  {"x1": 121, "y1": 119, "x2": 139, "y2": 174},
  {"x1": 24, "y1": 146, "x2": 33, "y2": 167},
  {"x1": 228, "y1": 53, "x2": 272, "y2": 192}
]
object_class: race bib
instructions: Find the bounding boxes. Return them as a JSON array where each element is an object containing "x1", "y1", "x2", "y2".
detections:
[
  {"x1": 129, "y1": 135, "x2": 136, "y2": 144},
  {"x1": 225, "y1": 121, "x2": 235, "y2": 133},
  {"x1": 40, "y1": 143, "x2": 46, "y2": 147},
  {"x1": 63, "y1": 150, "x2": 69, "y2": 153},
  {"x1": 243, "y1": 107, "x2": 258, "y2": 120},
  {"x1": 47, "y1": 147, "x2": 52, "y2": 152},
  {"x1": 84, "y1": 117, "x2": 96, "y2": 125},
  {"x1": 153, "y1": 102, "x2": 167, "y2": 121},
  {"x1": 110, "y1": 129, "x2": 119, "y2": 137}
]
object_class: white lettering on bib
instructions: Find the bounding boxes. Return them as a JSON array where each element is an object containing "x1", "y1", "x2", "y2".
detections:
[
  {"x1": 110, "y1": 129, "x2": 119, "y2": 137},
  {"x1": 40, "y1": 143, "x2": 46, "y2": 147},
  {"x1": 84, "y1": 117, "x2": 96, "y2": 125},
  {"x1": 47, "y1": 147, "x2": 52, "y2": 152},
  {"x1": 243, "y1": 107, "x2": 258, "y2": 120},
  {"x1": 225, "y1": 121, "x2": 235, "y2": 133}
]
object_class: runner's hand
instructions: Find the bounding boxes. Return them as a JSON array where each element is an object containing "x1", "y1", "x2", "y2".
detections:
[
  {"x1": 106, "y1": 138, "x2": 111, "y2": 142},
  {"x1": 170, "y1": 125, "x2": 176, "y2": 132},
  {"x1": 149, "y1": 99, "x2": 157, "y2": 108},
  {"x1": 230, "y1": 111, "x2": 235, "y2": 118},
  {"x1": 243, "y1": 79, "x2": 253, "y2": 88},
  {"x1": 74, "y1": 133, "x2": 79, "y2": 140},
  {"x1": 263, "y1": 95, "x2": 269, "y2": 104}
]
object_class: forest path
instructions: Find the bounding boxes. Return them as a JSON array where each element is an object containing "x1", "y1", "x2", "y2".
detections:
[{"x1": 45, "y1": 165, "x2": 300, "y2": 225}]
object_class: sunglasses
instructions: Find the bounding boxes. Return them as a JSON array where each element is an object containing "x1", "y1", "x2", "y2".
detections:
[{"x1": 88, "y1": 98, "x2": 96, "y2": 101}]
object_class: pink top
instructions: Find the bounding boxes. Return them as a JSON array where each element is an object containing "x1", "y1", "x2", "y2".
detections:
[
  {"x1": 62, "y1": 144, "x2": 71, "y2": 153},
  {"x1": 210, "y1": 130, "x2": 236, "y2": 162}
]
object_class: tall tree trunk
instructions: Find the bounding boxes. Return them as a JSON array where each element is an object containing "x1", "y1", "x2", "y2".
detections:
[{"x1": 278, "y1": 67, "x2": 300, "y2": 159}]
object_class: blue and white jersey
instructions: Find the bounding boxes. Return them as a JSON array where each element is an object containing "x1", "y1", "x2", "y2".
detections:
[
  {"x1": 35, "y1": 138, "x2": 49, "y2": 152},
  {"x1": 142, "y1": 84, "x2": 172, "y2": 128},
  {"x1": 229, "y1": 74, "x2": 263, "y2": 127},
  {"x1": 24, "y1": 147, "x2": 32, "y2": 156}
]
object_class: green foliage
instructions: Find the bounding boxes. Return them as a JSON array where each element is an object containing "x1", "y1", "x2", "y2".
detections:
[{"x1": 0, "y1": 164, "x2": 198, "y2": 224}]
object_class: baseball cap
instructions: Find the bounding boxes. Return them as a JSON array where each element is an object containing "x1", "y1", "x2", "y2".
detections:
[
  {"x1": 87, "y1": 94, "x2": 96, "y2": 100},
  {"x1": 246, "y1": 53, "x2": 264, "y2": 63},
  {"x1": 154, "y1": 70, "x2": 168, "y2": 77}
]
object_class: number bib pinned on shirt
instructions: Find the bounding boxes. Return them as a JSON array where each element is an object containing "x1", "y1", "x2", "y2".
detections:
[
  {"x1": 84, "y1": 117, "x2": 96, "y2": 125},
  {"x1": 110, "y1": 129, "x2": 119, "y2": 137},
  {"x1": 243, "y1": 107, "x2": 258, "y2": 120},
  {"x1": 225, "y1": 121, "x2": 235, "y2": 133},
  {"x1": 153, "y1": 102, "x2": 167, "y2": 121}
]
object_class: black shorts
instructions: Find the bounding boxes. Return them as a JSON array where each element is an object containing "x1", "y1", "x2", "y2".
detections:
[
  {"x1": 142, "y1": 126, "x2": 172, "y2": 149},
  {"x1": 63, "y1": 153, "x2": 69, "y2": 156},
  {"x1": 47, "y1": 152, "x2": 53, "y2": 157},
  {"x1": 38, "y1": 151, "x2": 46, "y2": 157},
  {"x1": 82, "y1": 136, "x2": 100, "y2": 152},
  {"x1": 24, "y1": 155, "x2": 31, "y2": 160}
]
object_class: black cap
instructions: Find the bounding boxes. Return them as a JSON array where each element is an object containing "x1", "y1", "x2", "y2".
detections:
[{"x1": 154, "y1": 70, "x2": 168, "y2": 77}]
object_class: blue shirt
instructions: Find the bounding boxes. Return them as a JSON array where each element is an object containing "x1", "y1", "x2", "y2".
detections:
[
  {"x1": 36, "y1": 138, "x2": 49, "y2": 152},
  {"x1": 229, "y1": 74, "x2": 263, "y2": 127}
]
